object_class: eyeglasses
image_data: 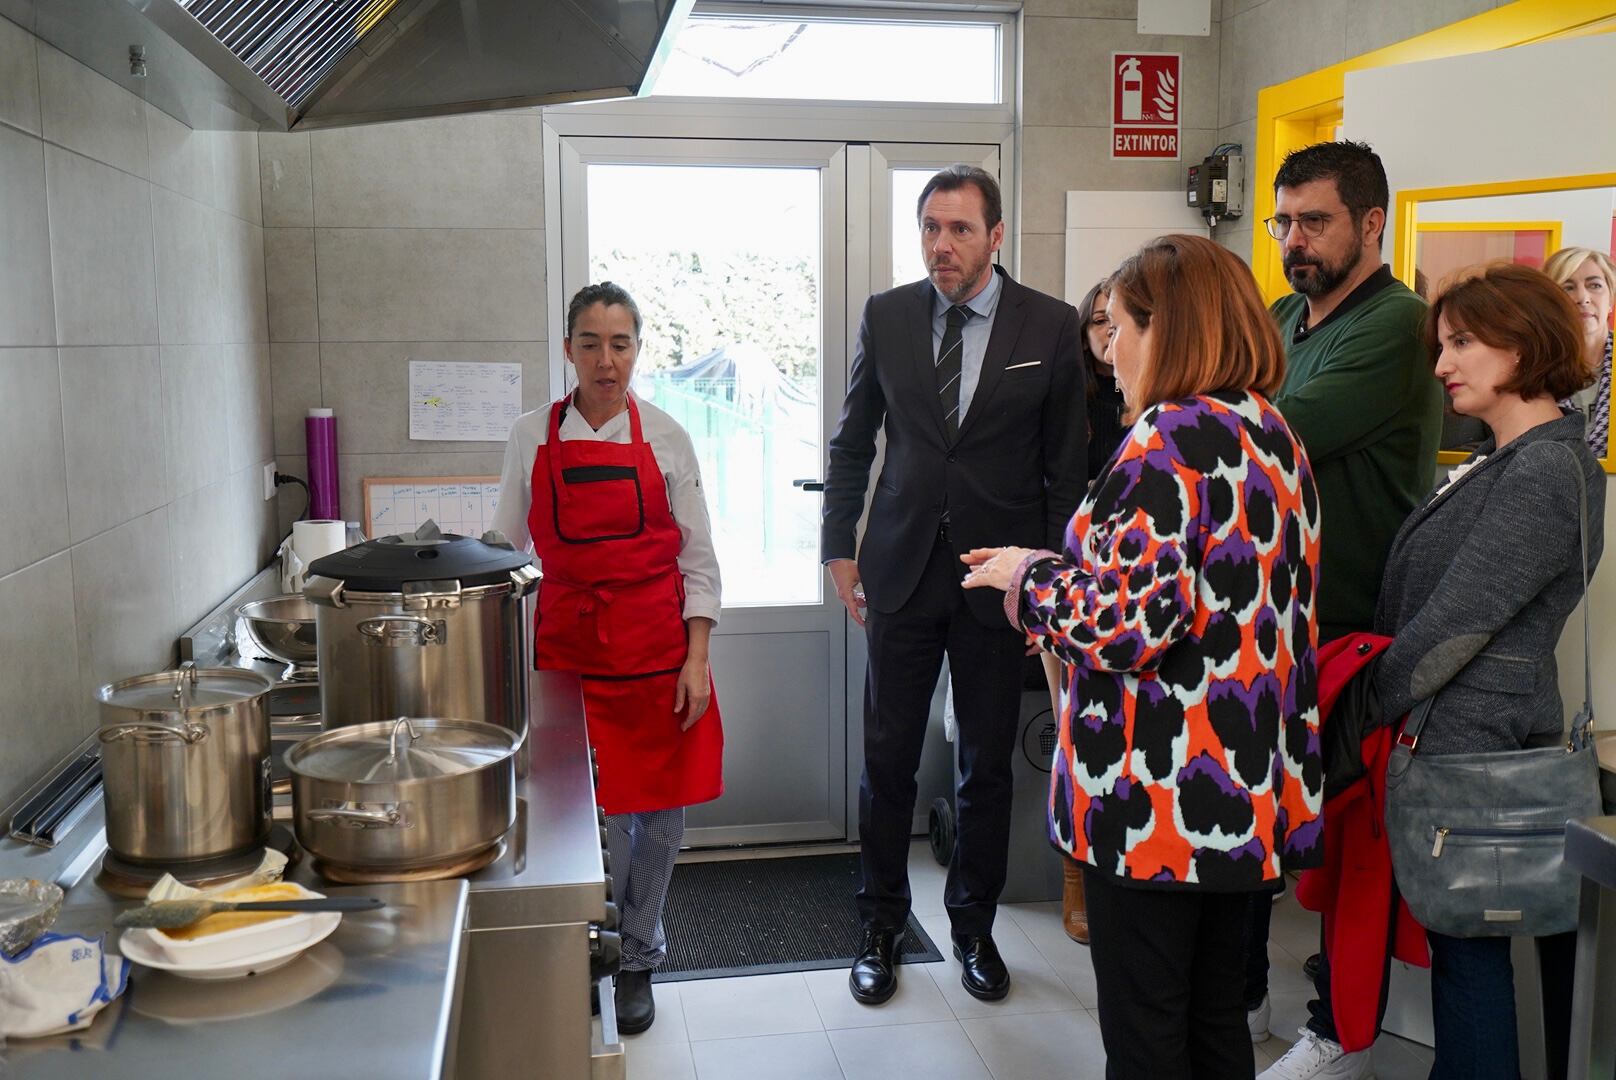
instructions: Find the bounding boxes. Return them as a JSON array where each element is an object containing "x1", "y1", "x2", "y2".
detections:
[{"x1": 1264, "y1": 211, "x2": 1343, "y2": 240}]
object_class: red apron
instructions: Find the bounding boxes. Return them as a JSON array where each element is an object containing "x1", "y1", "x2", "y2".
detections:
[{"x1": 529, "y1": 394, "x2": 723, "y2": 814}]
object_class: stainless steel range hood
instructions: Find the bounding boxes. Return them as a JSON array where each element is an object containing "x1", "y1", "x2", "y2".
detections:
[{"x1": 5, "y1": 0, "x2": 691, "y2": 131}]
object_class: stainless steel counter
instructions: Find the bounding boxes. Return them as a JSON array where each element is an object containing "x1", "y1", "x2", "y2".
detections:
[{"x1": 1, "y1": 879, "x2": 469, "y2": 1080}]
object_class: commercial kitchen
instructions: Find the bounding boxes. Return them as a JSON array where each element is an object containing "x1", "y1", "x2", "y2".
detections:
[{"x1": 4, "y1": 2, "x2": 1616, "y2": 1079}]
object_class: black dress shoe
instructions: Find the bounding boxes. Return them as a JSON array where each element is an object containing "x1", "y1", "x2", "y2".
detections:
[
  {"x1": 1303, "y1": 952, "x2": 1322, "y2": 982},
  {"x1": 848, "y1": 925, "x2": 900, "y2": 1004},
  {"x1": 951, "y1": 933, "x2": 1010, "y2": 1001},
  {"x1": 615, "y1": 969, "x2": 655, "y2": 1034}
]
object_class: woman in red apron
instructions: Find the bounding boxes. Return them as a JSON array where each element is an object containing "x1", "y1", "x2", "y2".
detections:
[{"x1": 491, "y1": 282, "x2": 723, "y2": 1034}]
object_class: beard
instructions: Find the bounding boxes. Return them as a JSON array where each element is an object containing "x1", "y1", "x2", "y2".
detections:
[
  {"x1": 929, "y1": 252, "x2": 992, "y2": 304},
  {"x1": 1284, "y1": 245, "x2": 1362, "y2": 298}
]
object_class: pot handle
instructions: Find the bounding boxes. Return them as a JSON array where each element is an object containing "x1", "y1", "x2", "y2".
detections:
[
  {"x1": 305, "y1": 805, "x2": 410, "y2": 829},
  {"x1": 356, "y1": 616, "x2": 446, "y2": 647},
  {"x1": 98, "y1": 718, "x2": 209, "y2": 744}
]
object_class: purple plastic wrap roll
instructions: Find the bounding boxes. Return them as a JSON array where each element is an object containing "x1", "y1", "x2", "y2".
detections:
[{"x1": 306, "y1": 408, "x2": 341, "y2": 521}]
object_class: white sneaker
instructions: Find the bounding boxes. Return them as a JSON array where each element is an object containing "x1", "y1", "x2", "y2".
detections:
[
  {"x1": 1248, "y1": 993, "x2": 1271, "y2": 1043},
  {"x1": 1256, "y1": 1028, "x2": 1372, "y2": 1080}
]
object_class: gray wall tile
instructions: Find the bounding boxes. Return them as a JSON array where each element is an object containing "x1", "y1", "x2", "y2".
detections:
[
  {"x1": 151, "y1": 186, "x2": 221, "y2": 346},
  {"x1": 211, "y1": 127, "x2": 262, "y2": 225},
  {"x1": 0, "y1": 15, "x2": 40, "y2": 135},
  {"x1": 35, "y1": 42, "x2": 148, "y2": 178},
  {"x1": 1219, "y1": 0, "x2": 1347, "y2": 127},
  {"x1": 145, "y1": 101, "x2": 214, "y2": 206},
  {"x1": 227, "y1": 342, "x2": 274, "y2": 473},
  {"x1": 217, "y1": 214, "x2": 268, "y2": 343},
  {"x1": 1343, "y1": 0, "x2": 1495, "y2": 59},
  {"x1": 1020, "y1": 125, "x2": 1217, "y2": 233},
  {"x1": 314, "y1": 228, "x2": 546, "y2": 342},
  {"x1": 1021, "y1": 0, "x2": 1138, "y2": 17},
  {"x1": 71, "y1": 508, "x2": 178, "y2": 724},
  {"x1": 161, "y1": 343, "x2": 232, "y2": 499},
  {"x1": 0, "y1": 125, "x2": 55, "y2": 346},
  {"x1": 274, "y1": 452, "x2": 308, "y2": 535},
  {"x1": 168, "y1": 473, "x2": 244, "y2": 629},
  {"x1": 1018, "y1": 233, "x2": 1067, "y2": 303},
  {"x1": 234, "y1": 461, "x2": 279, "y2": 573},
  {"x1": 0, "y1": 554, "x2": 83, "y2": 801},
  {"x1": 0, "y1": 348, "x2": 68, "y2": 577},
  {"x1": 319, "y1": 342, "x2": 548, "y2": 454},
  {"x1": 270, "y1": 343, "x2": 322, "y2": 456},
  {"x1": 45, "y1": 145, "x2": 158, "y2": 346},
  {"x1": 259, "y1": 131, "x2": 313, "y2": 228},
  {"x1": 265, "y1": 227, "x2": 318, "y2": 342},
  {"x1": 1024, "y1": 16, "x2": 1221, "y2": 131},
  {"x1": 310, "y1": 114, "x2": 545, "y2": 228},
  {"x1": 59, "y1": 345, "x2": 167, "y2": 542}
]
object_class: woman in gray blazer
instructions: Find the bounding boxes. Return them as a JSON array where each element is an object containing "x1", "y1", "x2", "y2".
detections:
[{"x1": 1374, "y1": 262, "x2": 1604, "y2": 1080}]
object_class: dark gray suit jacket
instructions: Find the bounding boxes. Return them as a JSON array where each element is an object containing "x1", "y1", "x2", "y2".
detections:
[
  {"x1": 1374, "y1": 412, "x2": 1605, "y2": 754},
  {"x1": 821, "y1": 267, "x2": 1087, "y2": 626}
]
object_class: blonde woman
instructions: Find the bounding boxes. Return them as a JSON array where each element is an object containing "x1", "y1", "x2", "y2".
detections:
[{"x1": 1544, "y1": 246, "x2": 1615, "y2": 456}]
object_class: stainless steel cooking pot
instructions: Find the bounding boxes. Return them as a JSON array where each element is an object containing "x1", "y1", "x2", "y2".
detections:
[
  {"x1": 287, "y1": 717, "x2": 518, "y2": 874},
  {"x1": 97, "y1": 663, "x2": 274, "y2": 864},
  {"x1": 304, "y1": 531, "x2": 539, "y2": 773}
]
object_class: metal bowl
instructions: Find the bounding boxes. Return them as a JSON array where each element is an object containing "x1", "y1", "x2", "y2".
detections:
[
  {"x1": 238, "y1": 595, "x2": 319, "y2": 675},
  {"x1": 0, "y1": 878, "x2": 63, "y2": 956}
]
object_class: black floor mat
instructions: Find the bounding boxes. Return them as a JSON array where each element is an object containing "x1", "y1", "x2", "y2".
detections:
[{"x1": 653, "y1": 852, "x2": 942, "y2": 982}]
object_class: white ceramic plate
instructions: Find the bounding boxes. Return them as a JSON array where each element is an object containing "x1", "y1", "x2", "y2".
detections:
[{"x1": 120, "y1": 912, "x2": 341, "y2": 981}]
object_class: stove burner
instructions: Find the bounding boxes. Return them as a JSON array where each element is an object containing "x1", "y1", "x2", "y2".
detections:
[
  {"x1": 97, "y1": 825, "x2": 300, "y2": 898},
  {"x1": 314, "y1": 839, "x2": 504, "y2": 884}
]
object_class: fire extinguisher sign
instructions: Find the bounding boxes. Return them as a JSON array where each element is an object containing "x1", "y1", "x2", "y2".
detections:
[{"x1": 1112, "y1": 52, "x2": 1181, "y2": 160}]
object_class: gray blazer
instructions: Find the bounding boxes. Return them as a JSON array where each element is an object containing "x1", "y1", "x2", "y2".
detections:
[{"x1": 1374, "y1": 411, "x2": 1605, "y2": 755}]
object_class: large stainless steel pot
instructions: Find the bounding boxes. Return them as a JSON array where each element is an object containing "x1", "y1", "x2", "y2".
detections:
[
  {"x1": 304, "y1": 532, "x2": 539, "y2": 773},
  {"x1": 97, "y1": 664, "x2": 274, "y2": 864},
  {"x1": 287, "y1": 717, "x2": 518, "y2": 873}
]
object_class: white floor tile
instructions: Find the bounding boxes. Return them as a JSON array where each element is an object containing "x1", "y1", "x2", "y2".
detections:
[
  {"x1": 829, "y1": 1019, "x2": 993, "y2": 1080},
  {"x1": 625, "y1": 981, "x2": 689, "y2": 1046},
  {"x1": 906, "y1": 838, "x2": 952, "y2": 916},
  {"x1": 1370, "y1": 1035, "x2": 1435, "y2": 1080},
  {"x1": 960, "y1": 1009, "x2": 1108, "y2": 1080},
  {"x1": 626, "y1": 1038, "x2": 698, "y2": 1080},
  {"x1": 915, "y1": 910, "x2": 1082, "y2": 1020},
  {"x1": 689, "y1": 1031, "x2": 844, "y2": 1080},
  {"x1": 803, "y1": 961, "x2": 955, "y2": 1030},
  {"x1": 679, "y1": 971, "x2": 823, "y2": 1042},
  {"x1": 1001, "y1": 901, "x2": 1100, "y2": 1008}
]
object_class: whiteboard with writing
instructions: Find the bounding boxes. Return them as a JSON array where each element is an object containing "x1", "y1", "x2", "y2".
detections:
[
  {"x1": 409, "y1": 360, "x2": 522, "y2": 442},
  {"x1": 363, "y1": 476, "x2": 502, "y2": 540}
]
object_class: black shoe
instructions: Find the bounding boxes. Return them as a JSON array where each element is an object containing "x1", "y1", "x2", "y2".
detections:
[
  {"x1": 1303, "y1": 952, "x2": 1322, "y2": 982},
  {"x1": 848, "y1": 925, "x2": 900, "y2": 1005},
  {"x1": 951, "y1": 933, "x2": 1010, "y2": 1001},
  {"x1": 615, "y1": 969, "x2": 655, "y2": 1035}
]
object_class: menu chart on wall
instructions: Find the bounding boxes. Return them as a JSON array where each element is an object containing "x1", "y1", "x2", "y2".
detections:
[
  {"x1": 408, "y1": 360, "x2": 523, "y2": 442},
  {"x1": 362, "y1": 476, "x2": 502, "y2": 540}
]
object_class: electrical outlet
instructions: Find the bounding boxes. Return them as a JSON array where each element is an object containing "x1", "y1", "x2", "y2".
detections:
[{"x1": 263, "y1": 462, "x2": 277, "y2": 501}]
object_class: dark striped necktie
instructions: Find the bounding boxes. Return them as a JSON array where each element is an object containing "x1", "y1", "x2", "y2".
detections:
[{"x1": 936, "y1": 304, "x2": 971, "y2": 439}]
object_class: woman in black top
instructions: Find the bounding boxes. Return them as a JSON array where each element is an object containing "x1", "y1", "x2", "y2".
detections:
[{"x1": 1080, "y1": 279, "x2": 1129, "y2": 487}]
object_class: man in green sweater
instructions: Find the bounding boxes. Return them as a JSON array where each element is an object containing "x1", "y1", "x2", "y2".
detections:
[{"x1": 1252, "y1": 141, "x2": 1443, "y2": 1080}]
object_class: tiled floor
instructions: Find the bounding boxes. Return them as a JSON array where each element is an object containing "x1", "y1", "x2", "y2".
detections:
[{"x1": 605, "y1": 840, "x2": 1438, "y2": 1080}]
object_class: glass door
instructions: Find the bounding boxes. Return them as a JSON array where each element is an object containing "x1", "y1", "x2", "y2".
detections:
[{"x1": 557, "y1": 137, "x2": 849, "y2": 844}]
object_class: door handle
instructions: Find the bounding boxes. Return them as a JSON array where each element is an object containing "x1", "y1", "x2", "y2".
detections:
[{"x1": 792, "y1": 479, "x2": 825, "y2": 492}]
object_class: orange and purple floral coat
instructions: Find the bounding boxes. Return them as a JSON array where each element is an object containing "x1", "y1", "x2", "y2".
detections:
[{"x1": 1010, "y1": 391, "x2": 1324, "y2": 889}]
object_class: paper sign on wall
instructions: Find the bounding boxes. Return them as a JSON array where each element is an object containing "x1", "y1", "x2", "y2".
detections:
[
  {"x1": 1112, "y1": 52, "x2": 1181, "y2": 160},
  {"x1": 409, "y1": 361, "x2": 523, "y2": 442}
]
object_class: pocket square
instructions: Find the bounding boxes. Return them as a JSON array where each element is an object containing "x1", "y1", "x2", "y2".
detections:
[{"x1": 1003, "y1": 360, "x2": 1041, "y2": 371}]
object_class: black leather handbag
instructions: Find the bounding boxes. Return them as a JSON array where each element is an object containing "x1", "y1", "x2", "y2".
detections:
[{"x1": 1385, "y1": 443, "x2": 1602, "y2": 938}]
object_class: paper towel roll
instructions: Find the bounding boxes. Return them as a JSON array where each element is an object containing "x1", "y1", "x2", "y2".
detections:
[{"x1": 292, "y1": 520, "x2": 346, "y2": 567}]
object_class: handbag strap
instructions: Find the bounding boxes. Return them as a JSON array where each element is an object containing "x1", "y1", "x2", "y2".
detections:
[{"x1": 1399, "y1": 439, "x2": 1594, "y2": 752}]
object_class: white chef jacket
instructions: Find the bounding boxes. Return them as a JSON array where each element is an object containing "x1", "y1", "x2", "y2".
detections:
[{"x1": 490, "y1": 394, "x2": 722, "y2": 626}]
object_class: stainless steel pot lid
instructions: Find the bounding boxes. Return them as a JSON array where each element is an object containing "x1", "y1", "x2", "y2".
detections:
[
  {"x1": 287, "y1": 717, "x2": 518, "y2": 782},
  {"x1": 306, "y1": 524, "x2": 534, "y2": 593},
  {"x1": 98, "y1": 665, "x2": 274, "y2": 712}
]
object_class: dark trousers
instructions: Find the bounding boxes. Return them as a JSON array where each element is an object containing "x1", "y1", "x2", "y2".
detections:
[
  {"x1": 1427, "y1": 930, "x2": 1575, "y2": 1080},
  {"x1": 856, "y1": 535, "x2": 1023, "y2": 937},
  {"x1": 1302, "y1": 925, "x2": 1389, "y2": 1044},
  {"x1": 1085, "y1": 867, "x2": 1255, "y2": 1080}
]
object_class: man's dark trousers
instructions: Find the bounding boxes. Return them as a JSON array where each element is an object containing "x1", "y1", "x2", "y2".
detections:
[{"x1": 856, "y1": 530, "x2": 1024, "y2": 937}]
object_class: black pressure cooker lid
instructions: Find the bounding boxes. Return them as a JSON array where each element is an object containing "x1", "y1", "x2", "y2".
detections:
[{"x1": 308, "y1": 522, "x2": 532, "y2": 592}]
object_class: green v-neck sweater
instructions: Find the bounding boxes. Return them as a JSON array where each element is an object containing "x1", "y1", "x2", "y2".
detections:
[{"x1": 1271, "y1": 280, "x2": 1444, "y2": 639}]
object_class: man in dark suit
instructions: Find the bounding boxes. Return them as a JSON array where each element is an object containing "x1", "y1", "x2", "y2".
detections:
[{"x1": 822, "y1": 165, "x2": 1086, "y2": 1006}]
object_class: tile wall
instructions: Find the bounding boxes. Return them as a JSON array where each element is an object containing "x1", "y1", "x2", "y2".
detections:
[{"x1": 0, "y1": 15, "x2": 275, "y2": 807}]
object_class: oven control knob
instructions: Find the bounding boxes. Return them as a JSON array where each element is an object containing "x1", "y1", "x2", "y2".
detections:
[
  {"x1": 589, "y1": 926, "x2": 622, "y2": 981},
  {"x1": 602, "y1": 872, "x2": 614, "y2": 902},
  {"x1": 601, "y1": 901, "x2": 619, "y2": 932}
]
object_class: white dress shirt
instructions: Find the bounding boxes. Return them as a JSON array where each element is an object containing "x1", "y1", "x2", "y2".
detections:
[
  {"x1": 491, "y1": 395, "x2": 722, "y2": 625},
  {"x1": 930, "y1": 265, "x2": 1004, "y2": 420}
]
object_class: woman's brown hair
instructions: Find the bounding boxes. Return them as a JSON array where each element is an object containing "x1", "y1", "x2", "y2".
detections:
[
  {"x1": 1423, "y1": 262, "x2": 1592, "y2": 401},
  {"x1": 1107, "y1": 234, "x2": 1286, "y2": 420}
]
